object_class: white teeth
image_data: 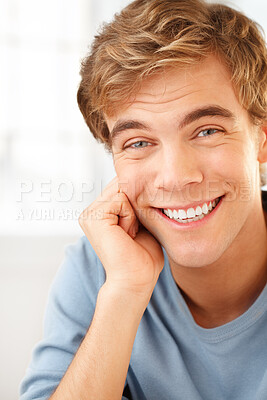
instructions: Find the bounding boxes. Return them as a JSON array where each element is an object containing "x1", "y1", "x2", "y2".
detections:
[
  {"x1": 195, "y1": 206, "x2": 202, "y2": 216},
  {"x1": 173, "y1": 209, "x2": 179, "y2": 219},
  {"x1": 202, "y1": 203, "x2": 208, "y2": 214},
  {"x1": 163, "y1": 197, "x2": 221, "y2": 223},
  {"x1": 178, "y1": 209, "x2": 187, "y2": 219},
  {"x1": 187, "y1": 208, "x2": 195, "y2": 218}
]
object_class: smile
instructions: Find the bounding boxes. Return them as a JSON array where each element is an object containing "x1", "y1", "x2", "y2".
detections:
[{"x1": 161, "y1": 196, "x2": 222, "y2": 224}]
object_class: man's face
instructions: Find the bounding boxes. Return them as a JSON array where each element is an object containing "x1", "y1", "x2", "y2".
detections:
[{"x1": 107, "y1": 56, "x2": 264, "y2": 268}]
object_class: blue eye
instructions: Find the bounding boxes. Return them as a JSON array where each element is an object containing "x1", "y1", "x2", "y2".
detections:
[
  {"x1": 131, "y1": 141, "x2": 149, "y2": 148},
  {"x1": 197, "y1": 128, "x2": 218, "y2": 137}
]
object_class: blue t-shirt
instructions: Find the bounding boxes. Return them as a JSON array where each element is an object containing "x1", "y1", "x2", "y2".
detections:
[{"x1": 20, "y1": 193, "x2": 267, "y2": 400}]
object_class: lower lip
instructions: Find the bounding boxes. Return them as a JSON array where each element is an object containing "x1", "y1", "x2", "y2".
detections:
[{"x1": 155, "y1": 196, "x2": 224, "y2": 230}]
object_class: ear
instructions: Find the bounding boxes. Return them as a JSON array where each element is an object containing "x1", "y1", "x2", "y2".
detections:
[{"x1": 257, "y1": 125, "x2": 267, "y2": 163}]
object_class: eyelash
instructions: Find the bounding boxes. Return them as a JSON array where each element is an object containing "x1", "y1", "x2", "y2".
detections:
[
  {"x1": 124, "y1": 127, "x2": 222, "y2": 150},
  {"x1": 196, "y1": 128, "x2": 220, "y2": 138},
  {"x1": 128, "y1": 140, "x2": 151, "y2": 149}
]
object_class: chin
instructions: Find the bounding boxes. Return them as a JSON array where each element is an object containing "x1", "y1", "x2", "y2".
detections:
[
  {"x1": 165, "y1": 247, "x2": 218, "y2": 268},
  {"x1": 155, "y1": 234, "x2": 228, "y2": 269}
]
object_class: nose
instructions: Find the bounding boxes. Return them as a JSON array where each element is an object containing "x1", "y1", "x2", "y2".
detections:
[{"x1": 154, "y1": 143, "x2": 203, "y2": 192}]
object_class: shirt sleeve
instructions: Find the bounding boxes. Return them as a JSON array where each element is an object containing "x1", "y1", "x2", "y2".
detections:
[{"x1": 19, "y1": 235, "x2": 106, "y2": 400}]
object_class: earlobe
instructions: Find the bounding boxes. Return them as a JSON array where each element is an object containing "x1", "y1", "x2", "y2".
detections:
[{"x1": 257, "y1": 125, "x2": 267, "y2": 163}]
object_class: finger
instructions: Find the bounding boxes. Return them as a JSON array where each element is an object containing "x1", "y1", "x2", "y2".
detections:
[
  {"x1": 116, "y1": 189, "x2": 140, "y2": 237},
  {"x1": 98, "y1": 176, "x2": 130, "y2": 201},
  {"x1": 111, "y1": 192, "x2": 137, "y2": 235},
  {"x1": 91, "y1": 177, "x2": 119, "y2": 206},
  {"x1": 128, "y1": 218, "x2": 140, "y2": 239},
  {"x1": 79, "y1": 192, "x2": 136, "y2": 234},
  {"x1": 100, "y1": 176, "x2": 119, "y2": 196},
  {"x1": 90, "y1": 176, "x2": 129, "y2": 209}
]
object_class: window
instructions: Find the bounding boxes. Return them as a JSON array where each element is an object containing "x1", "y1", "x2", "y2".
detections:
[
  {"x1": 1, "y1": 0, "x2": 266, "y2": 235},
  {"x1": 0, "y1": 0, "x2": 130, "y2": 235}
]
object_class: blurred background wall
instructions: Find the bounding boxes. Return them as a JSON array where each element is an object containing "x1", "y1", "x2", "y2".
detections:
[{"x1": 0, "y1": 0, "x2": 266, "y2": 399}]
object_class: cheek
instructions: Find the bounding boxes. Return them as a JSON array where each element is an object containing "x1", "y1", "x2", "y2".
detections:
[
  {"x1": 204, "y1": 145, "x2": 250, "y2": 179},
  {"x1": 207, "y1": 144, "x2": 259, "y2": 199}
]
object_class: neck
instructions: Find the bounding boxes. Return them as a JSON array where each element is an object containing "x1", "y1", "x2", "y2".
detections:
[{"x1": 170, "y1": 208, "x2": 267, "y2": 329}]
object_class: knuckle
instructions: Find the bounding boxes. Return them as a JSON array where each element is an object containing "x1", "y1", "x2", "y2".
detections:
[{"x1": 78, "y1": 212, "x2": 85, "y2": 227}]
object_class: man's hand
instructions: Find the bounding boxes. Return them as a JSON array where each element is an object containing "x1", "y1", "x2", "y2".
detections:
[
  {"x1": 78, "y1": 177, "x2": 164, "y2": 298},
  {"x1": 50, "y1": 177, "x2": 164, "y2": 400}
]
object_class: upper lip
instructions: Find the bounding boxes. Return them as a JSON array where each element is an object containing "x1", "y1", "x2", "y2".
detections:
[{"x1": 158, "y1": 195, "x2": 223, "y2": 211}]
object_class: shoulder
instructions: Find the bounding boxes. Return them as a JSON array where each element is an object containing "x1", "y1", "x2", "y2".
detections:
[
  {"x1": 19, "y1": 236, "x2": 105, "y2": 399},
  {"x1": 48, "y1": 235, "x2": 106, "y2": 309},
  {"x1": 63, "y1": 234, "x2": 105, "y2": 281},
  {"x1": 63, "y1": 235, "x2": 105, "y2": 284}
]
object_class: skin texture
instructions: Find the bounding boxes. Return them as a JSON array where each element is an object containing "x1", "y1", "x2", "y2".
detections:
[{"x1": 107, "y1": 55, "x2": 267, "y2": 328}]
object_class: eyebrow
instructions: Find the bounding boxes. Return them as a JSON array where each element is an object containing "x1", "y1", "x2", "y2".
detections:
[
  {"x1": 111, "y1": 120, "x2": 151, "y2": 141},
  {"x1": 178, "y1": 105, "x2": 235, "y2": 129},
  {"x1": 110, "y1": 105, "x2": 236, "y2": 141}
]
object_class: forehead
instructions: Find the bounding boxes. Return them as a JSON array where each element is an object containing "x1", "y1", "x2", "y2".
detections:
[
  {"x1": 105, "y1": 55, "x2": 249, "y2": 131},
  {"x1": 131, "y1": 56, "x2": 232, "y2": 106}
]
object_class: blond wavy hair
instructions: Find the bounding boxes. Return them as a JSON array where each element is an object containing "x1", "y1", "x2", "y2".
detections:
[{"x1": 77, "y1": 0, "x2": 267, "y2": 181}]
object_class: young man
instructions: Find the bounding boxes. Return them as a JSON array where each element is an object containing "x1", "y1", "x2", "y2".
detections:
[{"x1": 20, "y1": 0, "x2": 267, "y2": 399}]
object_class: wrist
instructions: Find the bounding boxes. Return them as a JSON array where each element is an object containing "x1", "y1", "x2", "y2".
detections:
[{"x1": 98, "y1": 281, "x2": 152, "y2": 316}]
